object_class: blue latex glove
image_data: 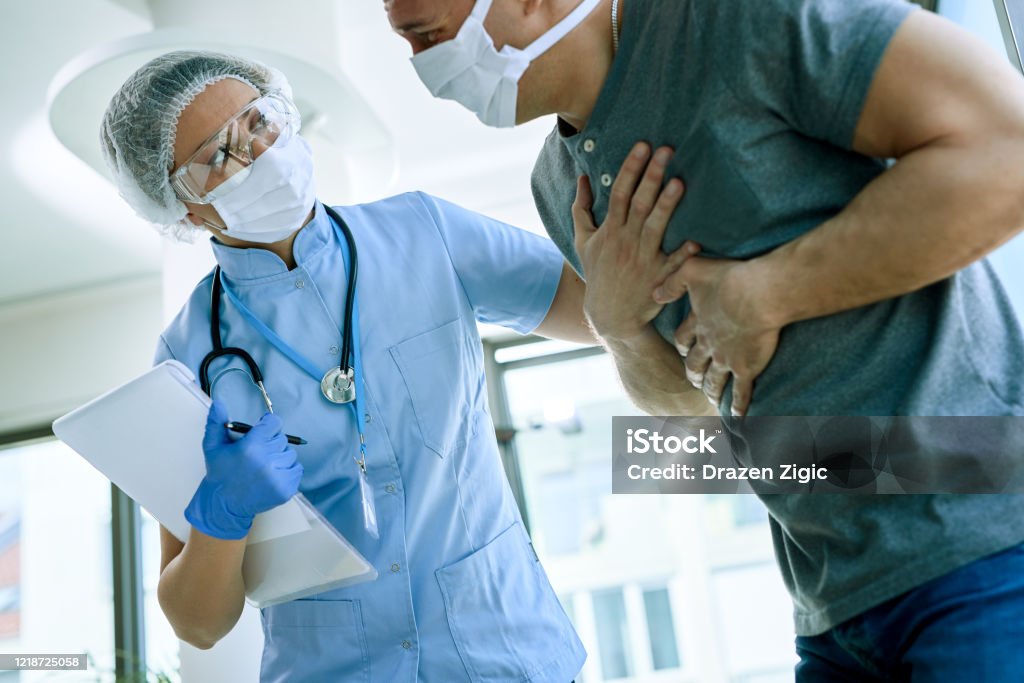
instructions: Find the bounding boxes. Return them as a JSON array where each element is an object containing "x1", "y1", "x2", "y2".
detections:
[{"x1": 185, "y1": 400, "x2": 303, "y2": 540}]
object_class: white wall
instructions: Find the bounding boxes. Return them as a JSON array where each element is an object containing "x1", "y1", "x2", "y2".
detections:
[{"x1": 0, "y1": 277, "x2": 163, "y2": 434}]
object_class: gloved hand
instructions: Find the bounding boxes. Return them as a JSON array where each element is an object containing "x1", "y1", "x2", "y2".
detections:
[{"x1": 185, "y1": 400, "x2": 304, "y2": 540}]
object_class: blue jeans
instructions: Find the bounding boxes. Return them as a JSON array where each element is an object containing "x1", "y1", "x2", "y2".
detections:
[{"x1": 795, "y1": 542, "x2": 1024, "y2": 682}]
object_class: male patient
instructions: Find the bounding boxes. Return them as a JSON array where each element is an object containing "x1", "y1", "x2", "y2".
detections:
[{"x1": 386, "y1": 0, "x2": 1024, "y2": 679}]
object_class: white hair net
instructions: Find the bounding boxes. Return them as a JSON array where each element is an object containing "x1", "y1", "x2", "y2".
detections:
[{"x1": 100, "y1": 50, "x2": 293, "y2": 239}]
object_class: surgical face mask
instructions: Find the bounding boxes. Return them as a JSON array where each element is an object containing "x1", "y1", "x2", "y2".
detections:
[
  {"x1": 411, "y1": 0, "x2": 601, "y2": 128},
  {"x1": 208, "y1": 132, "x2": 316, "y2": 243}
]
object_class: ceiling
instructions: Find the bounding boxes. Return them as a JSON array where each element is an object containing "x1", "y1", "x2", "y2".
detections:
[
  {"x1": 2, "y1": 0, "x2": 961, "y2": 309},
  {"x1": 1, "y1": 0, "x2": 557, "y2": 306}
]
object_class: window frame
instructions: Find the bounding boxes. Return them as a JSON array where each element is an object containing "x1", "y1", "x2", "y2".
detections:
[{"x1": 0, "y1": 428, "x2": 148, "y2": 682}]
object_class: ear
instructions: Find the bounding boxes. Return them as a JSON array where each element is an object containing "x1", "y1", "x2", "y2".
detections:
[{"x1": 184, "y1": 212, "x2": 204, "y2": 227}]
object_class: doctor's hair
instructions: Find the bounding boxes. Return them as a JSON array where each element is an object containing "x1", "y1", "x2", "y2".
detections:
[{"x1": 99, "y1": 50, "x2": 293, "y2": 241}]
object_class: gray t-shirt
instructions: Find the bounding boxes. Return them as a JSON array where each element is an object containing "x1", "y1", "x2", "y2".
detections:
[{"x1": 531, "y1": 0, "x2": 1024, "y2": 635}]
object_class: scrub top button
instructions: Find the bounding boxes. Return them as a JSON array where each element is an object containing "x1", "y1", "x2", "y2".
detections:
[
  {"x1": 600, "y1": 173, "x2": 613, "y2": 187},
  {"x1": 365, "y1": 412, "x2": 372, "y2": 423},
  {"x1": 329, "y1": 345, "x2": 340, "y2": 355},
  {"x1": 583, "y1": 138, "x2": 596, "y2": 153},
  {"x1": 402, "y1": 640, "x2": 412, "y2": 650},
  {"x1": 391, "y1": 563, "x2": 401, "y2": 572},
  {"x1": 385, "y1": 483, "x2": 396, "y2": 493},
  {"x1": 294, "y1": 279, "x2": 305, "y2": 289}
]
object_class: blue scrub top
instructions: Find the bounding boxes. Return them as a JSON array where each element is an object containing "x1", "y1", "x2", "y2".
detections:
[{"x1": 155, "y1": 193, "x2": 586, "y2": 683}]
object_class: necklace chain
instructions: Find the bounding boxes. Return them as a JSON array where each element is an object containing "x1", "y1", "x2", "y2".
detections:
[{"x1": 611, "y1": 0, "x2": 620, "y2": 53}]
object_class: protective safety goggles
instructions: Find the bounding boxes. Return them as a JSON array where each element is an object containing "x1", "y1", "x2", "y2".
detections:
[{"x1": 170, "y1": 92, "x2": 300, "y2": 204}]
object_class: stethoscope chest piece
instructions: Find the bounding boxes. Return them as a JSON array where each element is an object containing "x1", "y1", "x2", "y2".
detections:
[{"x1": 321, "y1": 366, "x2": 356, "y2": 404}]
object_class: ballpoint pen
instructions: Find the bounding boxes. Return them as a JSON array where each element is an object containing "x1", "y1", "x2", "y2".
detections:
[{"x1": 226, "y1": 421, "x2": 308, "y2": 445}]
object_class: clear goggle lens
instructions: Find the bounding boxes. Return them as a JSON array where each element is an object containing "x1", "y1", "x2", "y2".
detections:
[{"x1": 170, "y1": 92, "x2": 299, "y2": 203}]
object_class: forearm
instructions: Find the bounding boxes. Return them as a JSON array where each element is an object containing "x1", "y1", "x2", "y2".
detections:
[
  {"x1": 158, "y1": 529, "x2": 248, "y2": 649},
  {"x1": 534, "y1": 263, "x2": 601, "y2": 345},
  {"x1": 747, "y1": 137, "x2": 1024, "y2": 328},
  {"x1": 603, "y1": 327, "x2": 716, "y2": 416}
]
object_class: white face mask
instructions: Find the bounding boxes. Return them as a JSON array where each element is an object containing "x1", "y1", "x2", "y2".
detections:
[
  {"x1": 209, "y1": 133, "x2": 317, "y2": 244},
  {"x1": 411, "y1": 0, "x2": 601, "y2": 128}
]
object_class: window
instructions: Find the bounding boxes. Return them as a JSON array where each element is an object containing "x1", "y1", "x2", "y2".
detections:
[
  {"x1": 592, "y1": 588, "x2": 633, "y2": 680},
  {"x1": 0, "y1": 439, "x2": 115, "y2": 678},
  {"x1": 711, "y1": 495, "x2": 770, "y2": 529},
  {"x1": 0, "y1": 438, "x2": 181, "y2": 682},
  {"x1": 491, "y1": 341, "x2": 796, "y2": 682},
  {"x1": 142, "y1": 510, "x2": 181, "y2": 679},
  {"x1": 711, "y1": 565, "x2": 799, "y2": 679},
  {"x1": 643, "y1": 588, "x2": 681, "y2": 671},
  {"x1": 0, "y1": 514, "x2": 20, "y2": 640}
]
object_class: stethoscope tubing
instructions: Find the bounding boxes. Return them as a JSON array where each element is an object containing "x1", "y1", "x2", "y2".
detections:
[{"x1": 200, "y1": 204, "x2": 358, "y2": 400}]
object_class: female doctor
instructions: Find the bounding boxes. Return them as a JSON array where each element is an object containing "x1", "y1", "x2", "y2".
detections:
[{"x1": 100, "y1": 51, "x2": 691, "y2": 683}]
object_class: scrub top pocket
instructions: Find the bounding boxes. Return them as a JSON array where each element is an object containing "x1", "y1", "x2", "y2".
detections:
[
  {"x1": 435, "y1": 522, "x2": 581, "y2": 682},
  {"x1": 258, "y1": 598, "x2": 370, "y2": 683},
  {"x1": 389, "y1": 319, "x2": 474, "y2": 457}
]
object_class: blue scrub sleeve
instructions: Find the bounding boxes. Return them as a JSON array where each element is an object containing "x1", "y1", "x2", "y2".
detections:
[{"x1": 415, "y1": 192, "x2": 564, "y2": 335}]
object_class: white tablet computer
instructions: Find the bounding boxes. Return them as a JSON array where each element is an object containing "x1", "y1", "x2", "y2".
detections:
[{"x1": 53, "y1": 360, "x2": 377, "y2": 608}]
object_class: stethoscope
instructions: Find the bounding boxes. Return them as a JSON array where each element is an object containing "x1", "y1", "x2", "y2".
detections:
[
  {"x1": 198, "y1": 205, "x2": 359, "y2": 407},
  {"x1": 197, "y1": 204, "x2": 380, "y2": 538}
]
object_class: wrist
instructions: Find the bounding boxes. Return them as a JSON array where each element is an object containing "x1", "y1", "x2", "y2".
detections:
[
  {"x1": 584, "y1": 310, "x2": 649, "y2": 346},
  {"x1": 595, "y1": 327, "x2": 650, "y2": 348},
  {"x1": 185, "y1": 479, "x2": 253, "y2": 541},
  {"x1": 731, "y1": 257, "x2": 793, "y2": 330},
  {"x1": 602, "y1": 325, "x2": 662, "y2": 355}
]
